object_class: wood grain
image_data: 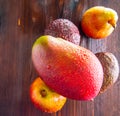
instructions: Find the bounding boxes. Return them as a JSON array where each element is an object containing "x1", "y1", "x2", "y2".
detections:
[{"x1": 0, "y1": 0, "x2": 120, "y2": 116}]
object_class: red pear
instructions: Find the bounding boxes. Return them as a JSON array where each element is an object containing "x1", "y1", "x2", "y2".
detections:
[{"x1": 32, "y1": 35, "x2": 103, "y2": 100}]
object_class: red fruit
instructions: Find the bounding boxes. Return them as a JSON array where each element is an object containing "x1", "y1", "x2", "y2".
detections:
[
  {"x1": 81, "y1": 6, "x2": 118, "y2": 39},
  {"x1": 30, "y1": 77, "x2": 67, "y2": 113},
  {"x1": 45, "y1": 19, "x2": 80, "y2": 45},
  {"x1": 32, "y1": 35, "x2": 103, "y2": 100}
]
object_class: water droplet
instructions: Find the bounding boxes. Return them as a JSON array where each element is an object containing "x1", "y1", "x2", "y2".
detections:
[
  {"x1": 90, "y1": 98, "x2": 94, "y2": 102},
  {"x1": 47, "y1": 65, "x2": 51, "y2": 69}
]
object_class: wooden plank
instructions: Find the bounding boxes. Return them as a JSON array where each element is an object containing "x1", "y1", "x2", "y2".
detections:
[{"x1": 0, "y1": 0, "x2": 120, "y2": 116}]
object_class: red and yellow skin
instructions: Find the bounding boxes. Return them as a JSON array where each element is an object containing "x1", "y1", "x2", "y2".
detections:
[
  {"x1": 32, "y1": 35, "x2": 103, "y2": 100},
  {"x1": 81, "y1": 6, "x2": 118, "y2": 39},
  {"x1": 30, "y1": 77, "x2": 67, "y2": 113}
]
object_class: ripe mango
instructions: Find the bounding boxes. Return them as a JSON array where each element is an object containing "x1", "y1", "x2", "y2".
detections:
[{"x1": 32, "y1": 35, "x2": 103, "y2": 100}]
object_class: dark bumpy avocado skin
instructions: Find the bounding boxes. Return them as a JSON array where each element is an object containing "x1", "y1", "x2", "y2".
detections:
[{"x1": 45, "y1": 19, "x2": 80, "y2": 45}]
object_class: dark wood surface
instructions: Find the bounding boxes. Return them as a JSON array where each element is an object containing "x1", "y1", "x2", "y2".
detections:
[{"x1": 0, "y1": 0, "x2": 120, "y2": 116}]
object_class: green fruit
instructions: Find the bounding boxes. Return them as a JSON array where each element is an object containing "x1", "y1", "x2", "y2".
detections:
[{"x1": 32, "y1": 35, "x2": 103, "y2": 100}]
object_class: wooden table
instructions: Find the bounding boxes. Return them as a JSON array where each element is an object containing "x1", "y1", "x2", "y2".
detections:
[{"x1": 0, "y1": 0, "x2": 120, "y2": 116}]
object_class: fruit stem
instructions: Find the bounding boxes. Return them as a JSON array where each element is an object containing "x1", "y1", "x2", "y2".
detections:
[
  {"x1": 40, "y1": 89, "x2": 47, "y2": 97},
  {"x1": 108, "y1": 20, "x2": 116, "y2": 28}
]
